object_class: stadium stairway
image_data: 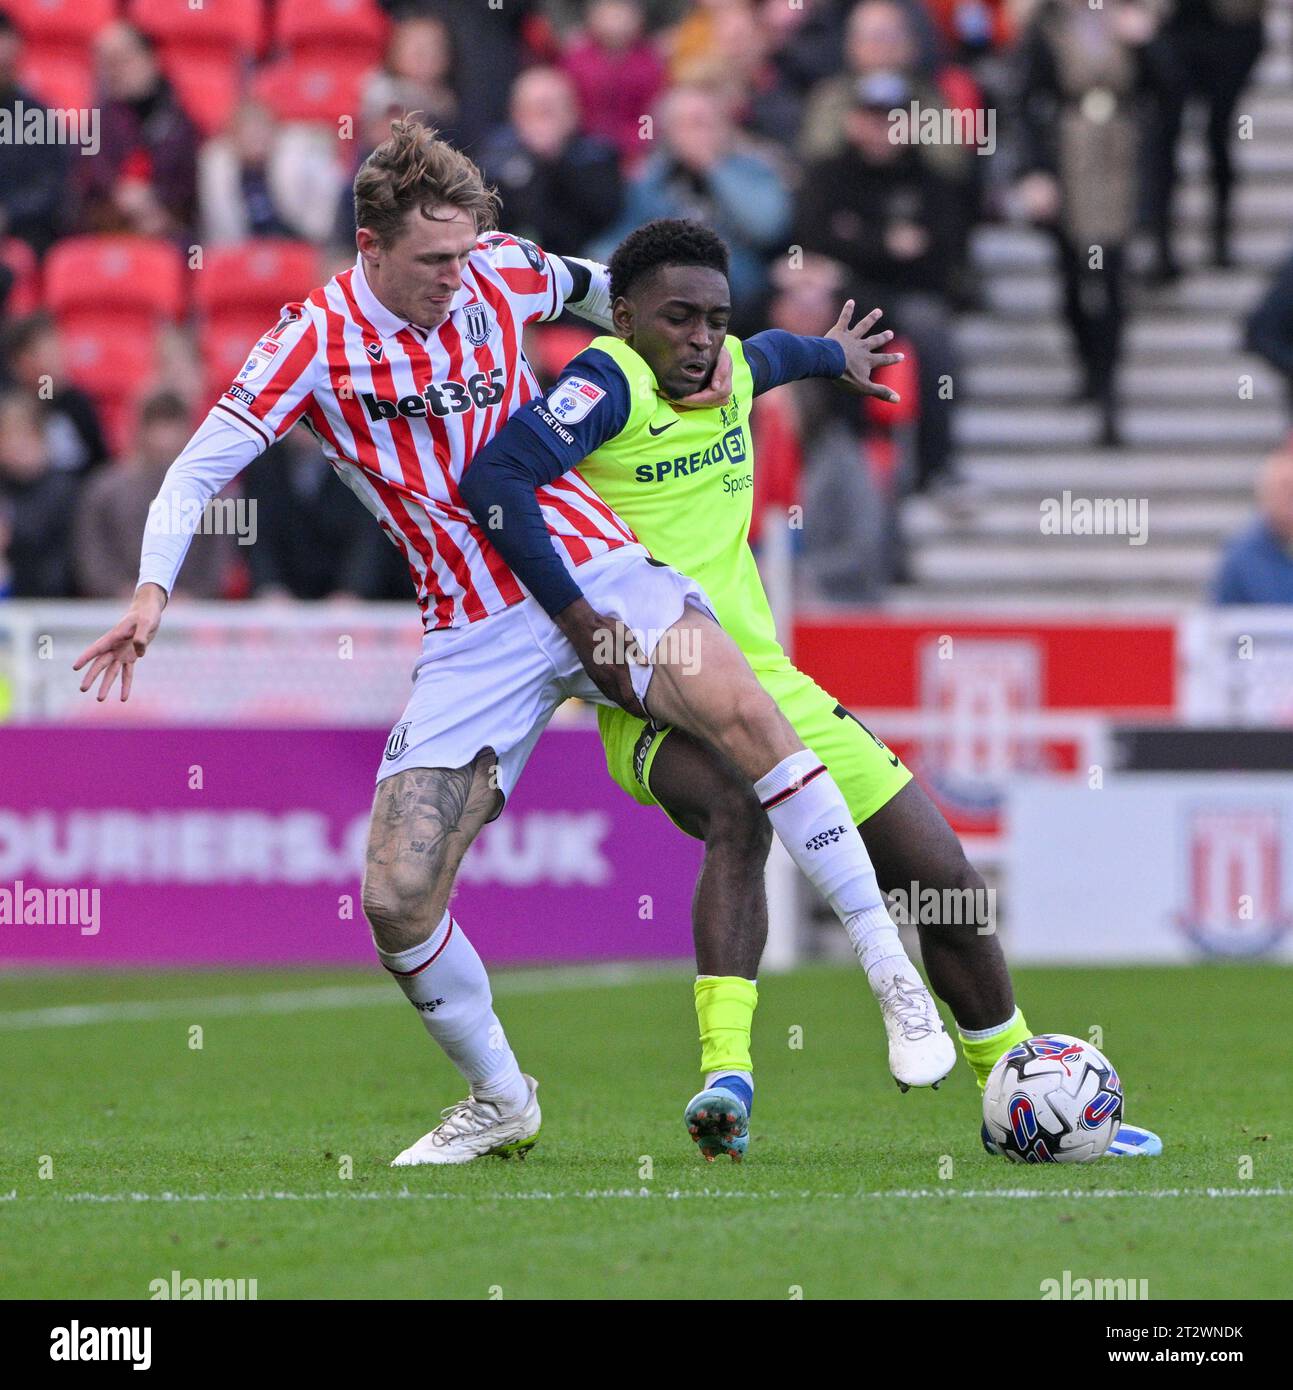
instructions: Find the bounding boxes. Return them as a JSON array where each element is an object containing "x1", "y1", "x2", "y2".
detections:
[{"x1": 903, "y1": 0, "x2": 1293, "y2": 606}]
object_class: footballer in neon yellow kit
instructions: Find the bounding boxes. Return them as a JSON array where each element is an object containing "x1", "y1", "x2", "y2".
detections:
[{"x1": 464, "y1": 219, "x2": 1161, "y2": 1162}]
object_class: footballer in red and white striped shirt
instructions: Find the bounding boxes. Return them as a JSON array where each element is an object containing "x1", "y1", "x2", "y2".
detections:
[{"x1": 215, "y1": 218, "x2": 635, "y2": 630}]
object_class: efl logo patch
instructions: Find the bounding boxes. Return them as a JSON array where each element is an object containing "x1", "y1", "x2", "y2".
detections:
[
  {"x1": 236, "y1": 351, "x2": 274, "y2": 383},
  {"x1": 547, "y1": 377, "x2": 604, "y2": 424}
]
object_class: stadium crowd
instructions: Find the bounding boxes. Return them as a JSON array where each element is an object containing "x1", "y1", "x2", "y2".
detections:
[{"x1": 0, "y1": 0, "x2": 1285, "y2": 604}]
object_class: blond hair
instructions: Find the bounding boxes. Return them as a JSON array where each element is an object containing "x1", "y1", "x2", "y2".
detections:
[{"x1": 353, "y1": 117, "x2": 500, "y2": 248}]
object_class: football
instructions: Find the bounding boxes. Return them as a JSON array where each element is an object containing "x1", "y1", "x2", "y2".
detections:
[{"x1": 983, "y1": 1034, "x2": 1123, "y2": 1164}]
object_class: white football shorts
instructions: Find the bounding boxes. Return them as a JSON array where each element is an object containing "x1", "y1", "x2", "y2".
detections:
[{"x1": 375, "y1": 544, "x2": 715, "y2": 810}]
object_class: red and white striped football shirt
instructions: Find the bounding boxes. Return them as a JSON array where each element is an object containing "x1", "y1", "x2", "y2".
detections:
[{"x1": 213, "y1": 234, "x2": 636, "y2": 628}]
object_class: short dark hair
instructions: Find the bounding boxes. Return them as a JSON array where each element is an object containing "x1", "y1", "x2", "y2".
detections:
[
  {"x1": 608, "y1": 218, "x2": 730, "y2": 303},
  {"x1": 0, "y1": 312, "x2": 55, "y2": 363},
  {"x1": 138, "y1": 390, "x2": 191, "y2": 429}
]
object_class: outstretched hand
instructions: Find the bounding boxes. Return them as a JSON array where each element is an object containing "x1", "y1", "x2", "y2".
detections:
[
  {"x1": 72, "y1": 584, "x2": 166, "y2": 703},
  {"x1": 826, "y1": 302, "x2": 905, "y2": 404}
]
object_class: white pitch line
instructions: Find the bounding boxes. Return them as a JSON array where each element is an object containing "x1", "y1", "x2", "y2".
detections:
[
  {"x1": 0, "y1": 962, "x2": 673, "y2": 1032},
  {"x1": 1, "y1": 1187, "x2": 1288, "y2": 1204}
]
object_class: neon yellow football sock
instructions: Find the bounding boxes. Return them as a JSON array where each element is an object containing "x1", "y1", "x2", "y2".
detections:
[
  {"x1": 694, "y1": 976, "x2": 758, "y2": 1076},
  {"x1": 958, "y1": 1008, "x2": 1032, "y2": 1090}
]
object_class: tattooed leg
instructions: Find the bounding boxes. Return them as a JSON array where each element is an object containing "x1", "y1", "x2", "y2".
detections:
[{"x1": 361, "y1": 749, "x2": 502, "y2": 953}]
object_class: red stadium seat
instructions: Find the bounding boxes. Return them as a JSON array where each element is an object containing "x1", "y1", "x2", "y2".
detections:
[
  {"x1": 194, "y1": 239, "x2": 319, "y2": 321},
  {"x1": 3, "y1": 0, "x2": 118, "y2": 48},
  {"x1": 274, "y1": 0, "x2": 388, "y2": 64},
  {"x1": 200, "y1": 315, "x2": 274, "y2": 409},
  {"x1": 45, "y1": 236, "x2": 185, "y2": 320},
  {"x1": 127, "y1": 0, "x2": 266, "y2": 59},
  {"x1": 17, "y1": 47, "x2": 94, "y2": 111},
  {"x1": 0, "y1": 237, "x2": 42, "y2": 318},
  {"x1": 59, "y1": 316, "x2": 164, "y2": 454},
  {"x1": 251, "y1": 54, "x2": 367, "y2": 125},
  {"x1": 161, "y1": 50, "x2": 243, "y2": 136}
]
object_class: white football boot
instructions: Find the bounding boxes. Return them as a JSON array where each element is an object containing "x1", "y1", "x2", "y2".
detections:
[
  {"x1": 874, "y1": 967, "x2": 956, "y2": 1091},
  {"x1": 390, "y1": 1075, "x2": 541, "y2": 1166}
]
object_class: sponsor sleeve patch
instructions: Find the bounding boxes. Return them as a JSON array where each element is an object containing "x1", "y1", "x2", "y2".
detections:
[
  {"x1": 235, "y1": 351, "x2": 274, "y2": 384},
  {"x1": 546, "y1": 376, "x2": 605, "y2": 424}
]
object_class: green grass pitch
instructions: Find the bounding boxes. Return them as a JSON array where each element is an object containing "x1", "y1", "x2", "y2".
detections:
[{"x1": 1, "y1": 963, "x2": 1289, "y2": 1300}]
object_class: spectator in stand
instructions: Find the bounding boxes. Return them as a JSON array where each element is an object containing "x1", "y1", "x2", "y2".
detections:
[
  {"x1": 74, "y1": 391, "x2": 230, "y2": 601},
  {"x1": 1213, "y1": 445, "x2": 1293, "y2": 604},
  {"x1": 0, "y1": 495, "x2": 11, "y2": 598},
  {"x1": 478, "y1": 68, "x2": 623, "y2": 255},
  {"x1": 361, "y1": 14, "x2": 461, "y2": 151},
  {"x1": 0, "y1": 391, "x2": 79, "y2": 597},
  {"x1": 1143, "y1": 0, "x2": 1266, "y2": 282},
  {"x1": 1014, "y1": 0, "x2": 1164, "y2": 449},
  {"x1": 0, "y1": 314, "x2": 109, "y2": 477},
  {"x1": 798, "y1": 0, "x2": 961, "y2": 164},
  {"x1": 669, "y1": 0, "x2": 803, "y2": 146},
  {"x1": 0, "y1": 11, "x2": 71, "y2": 256},
  {"x1": 75, "y1": 21, "x2": 201, "y2": 241},
  {"x1": 242, "y1": 427, "x2": 412, "y2": 601},
  {"x1": 795, "y1": 72, "x2": 964, "y2": 495},
  {"x1": 561, "y1": 0, "x2": 668, "y2": 169},
  {"x1": 1245, "y1": 242, "x2": 1293, "y2": 421},
  {"x1": 594, "y1": 85, "x2": 791, "y2": 325},
  {"x1": 199, "y1": 98, "x2": 344, "y2": 247},
  {"x1": 757, "y1": 255, "x2": 894, "y2": 600}
]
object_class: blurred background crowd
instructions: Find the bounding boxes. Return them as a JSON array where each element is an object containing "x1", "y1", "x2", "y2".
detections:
[{"x1": 1, "y1": 0, "x2": 1291, "y2": 608}]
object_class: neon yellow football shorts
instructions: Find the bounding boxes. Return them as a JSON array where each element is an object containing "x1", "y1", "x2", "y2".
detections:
[{"x1": 597, "y1": 660, "x2": 912, "y2": 838}]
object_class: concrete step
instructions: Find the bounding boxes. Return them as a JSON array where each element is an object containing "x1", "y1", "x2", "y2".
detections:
[
  {"x1": 982, "y1": 267, "x2": 1269, "y2": 317},
  {"x1": 974, "y1": 225, "x2": 1288, "y2": 273},
  {"x1": 955, "y1": 403, "x2": 1287, "y2": 449},
  {"x1": 910, "y1": 541, "x2": 1217, "y2": 593},
  {"x1": 955, "y1": 314, "x2": 1252, "y2": 364},
  {"x1": 960, "y1": 450, "x2": 1264, "y2": 498},
  {"x1": 963, "y1": 359, "x2": 1287, "y2": 403}
]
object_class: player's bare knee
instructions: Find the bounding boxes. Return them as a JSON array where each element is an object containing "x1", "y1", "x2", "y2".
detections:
[
  {"x1": 704, "y1": 777, "x2": 773, "y2": 863},
  {"x1": 361, "y1": 863, "x2": 451, "y2": 953}
]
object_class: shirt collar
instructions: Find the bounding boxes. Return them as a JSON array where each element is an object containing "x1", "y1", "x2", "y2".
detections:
[{"x1": 350, "y1": 256, "x2": 472, "y2": 339}]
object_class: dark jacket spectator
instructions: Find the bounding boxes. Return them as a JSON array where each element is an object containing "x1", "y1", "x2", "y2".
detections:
[
  {"x1": 0, "y1": 13, "x2": 72, "y2": 255},
  {"x1": 561, "y1": 0, "x2": 667, "y2": 168},
  {"x1": 0, "y1": 392, "x2": 79, "y2": 597},
  {"x1": 1244, "y1": 244, "x2": 1293, "y2": 419},
  {"x1": 478, "y1": 69, "x2": 623, "y2": 255},
  {"x1": 242, "y1": 429, "x2": 412, "y2": 601},
  {"x1": 1213, "y1": 448, "x2": 1293, "y2": 604},
  {"x1": 381, "y1": 0, "x2": 539, "y2": 152},
  {"x1": 795, "y1": 81, "x2": 963, "y2": 299},
  {"x1": 795, "y1": 74, "x2": 963, "y2": 491},
  {"x1": 74, "y1": 392, "x2": 230, "y2": 600},
  {"x1": 0, "y1": 314, "x2": 109, "y2": 476},
  {"x1": 75, "y1": 22, "x2": 201, "y2": 241}
]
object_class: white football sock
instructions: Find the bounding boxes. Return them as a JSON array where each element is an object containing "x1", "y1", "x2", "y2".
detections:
[
  {"x1": 376, "y1": 910, "x2": 529, "y2": 1114},
  {"x1": 755, "y1": 753, "x2": 915, "y2": 992}
]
